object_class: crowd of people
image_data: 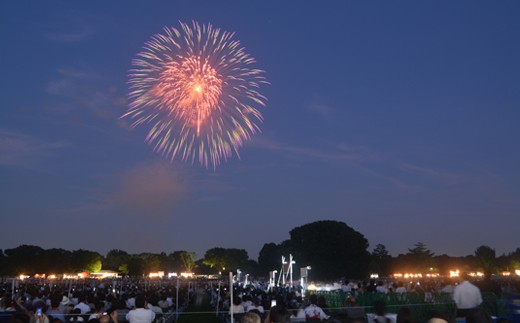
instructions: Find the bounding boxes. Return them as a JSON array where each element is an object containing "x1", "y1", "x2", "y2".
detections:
[
  {"x1": 0, "y1": 274, "x2": 519, "y2": 323},
  {"x1": 0, "y1": 278, "x2": 189, "y2": 323},
  {"x1": 210, "y1": 273, "x2": 520, "y2": 323}
]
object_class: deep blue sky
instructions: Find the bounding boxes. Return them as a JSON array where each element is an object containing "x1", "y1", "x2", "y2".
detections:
[{"x1": 1, "y1": 1, "x2": 519, "y2": 261}]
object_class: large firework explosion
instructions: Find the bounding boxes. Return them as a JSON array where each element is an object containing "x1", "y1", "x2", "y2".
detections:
[{"x1": 122, "y1": 21, "x2": 268, "y2": 168}]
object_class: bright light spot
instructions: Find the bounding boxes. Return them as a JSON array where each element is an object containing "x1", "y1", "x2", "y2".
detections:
[
  {"x1": 149, "y1": 271, "x2": 165, "y2": 279},
  {"x1": 450, "y1": 270, "x2": 460, "y2": 278},
  {"x1": 307, "y1": 284, "x2": 317, "y2": 291},
  {"x1": 515, "y1": 270, "x2": 520, "y2": 276},
  {"x1": 90, "y1": 270, "x2": 119, "y2": 279},
  {"x1": 403, "y1": 273, "x2": 422, "y2": 279},
  {"x1": 180, "y1": 272, "x2": 194, "y2": 278}
]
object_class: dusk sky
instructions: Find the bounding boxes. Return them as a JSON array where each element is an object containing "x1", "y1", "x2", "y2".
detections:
[{"x1": 1, "y1": 1, "x2": 519, "y2": 262}]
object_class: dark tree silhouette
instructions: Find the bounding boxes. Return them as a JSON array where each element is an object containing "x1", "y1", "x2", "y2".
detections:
[
  {"x1": 258, "y1": 242, "x2": 283, "y2": 273},
  {"x1": 202, "y1": 247, "x2": 249, "y2": 272},
  {"x1": 71, "y1": 249, "x2": 102, "y2": 272},
  {"x1": 371, "y1": 244, "x2": 392, "y2": 276},
  {"x1": 281, "y1": 220, "x2": 370, "y2": 280},
  {"x1": 104, "y1": 249, "x2": 130, "y2": 272},
  {"x1": 4, "y1": 245, "x2": 46, "y2": 274},
  {"x1": 127, "y1": 256, "x2": 145, "y2": 276},
  {"x1": 475, "y1": 245, "x2": 496, "y2": 275}
]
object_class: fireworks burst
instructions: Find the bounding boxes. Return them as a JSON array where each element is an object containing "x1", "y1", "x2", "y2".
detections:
[{"x1": 122, "y1": 21, "x2": 268, "y2": 168}]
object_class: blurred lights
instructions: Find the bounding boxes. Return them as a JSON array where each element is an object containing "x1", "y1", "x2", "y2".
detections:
[
  {"x1": 149, "y1": 271, "x2": 165, "y2": 278},
  {"x1": 449, "y1": 270, "x2": 460, "y2": 278}
]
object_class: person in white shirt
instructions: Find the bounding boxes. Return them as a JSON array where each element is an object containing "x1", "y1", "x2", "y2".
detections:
[
  {"x1": 126, "y1": 295, "x2": 155, "y2": 323},
  {"x1": 452, "y1": 274, "x2": 483, "y2": 318},
  {"x1": 73, "y1": 296, "x2": 90, "y2": 315},
  {"x1": 303, "y1": 295, "x2": 329, "y2": 321}
]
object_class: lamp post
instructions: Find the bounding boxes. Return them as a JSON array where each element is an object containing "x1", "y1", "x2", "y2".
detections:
[{"x1": 300, "y1": 266, "x2": 311, "y2": 293}]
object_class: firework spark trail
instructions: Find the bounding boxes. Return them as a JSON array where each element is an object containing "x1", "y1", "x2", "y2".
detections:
[{"x1": 122, "y1": 21, "x2": 268, "y2": 169}]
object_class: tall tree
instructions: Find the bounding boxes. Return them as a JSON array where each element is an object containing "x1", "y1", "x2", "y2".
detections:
[
  {"x1": 408, "y1": 242, "x2": 435, "y2": 257},
  {"x1": 405, "y1": 242, "x2": 436, "y2": 272},
  {"x1": 4, "y1": 245, "x2": 46, "y2": 274},
  {"x1": 180, "y1": 251, "x2": 197, "y2": 272},
  {"x1": 475, "y1": 245, "x2": 496, "y2": 275},
  {"x1": 137, "y1": 253, "x2": 162, "y2": 273},
  {"x1": 202, "y1": 248, "x2": 249, "y2": 272},
  {"x1": 0, "y1": 249, "x2": 6, "y2": 276},
  {"x1": 71, "y1": 250, "x2": 103, "y2": 273},
  {"x1": 371, "y1": 244, "x2": 392, "y2": 276},
  {"x1": 104, "y1": 249, "x2": 130, "y2": 272},
  {"x1": 258, "y1": 243, "x2": 283, "y2": 273},
  {"x1": 127, "y1": 256, "x2": 145, "y2": 276},
  {"x1": 43, "y1": 248, "x2": 72, "y2": 273},
  {"x1": 282, "y1": 220, "x2": 370, "y2": 280},
  {"x1": 507, "y1": 248, "x2": 520, "y2": 270}
]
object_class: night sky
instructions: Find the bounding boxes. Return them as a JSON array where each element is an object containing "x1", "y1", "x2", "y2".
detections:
[{"x1": 1, "y1": 1, "x2": 519, "y2": 261}]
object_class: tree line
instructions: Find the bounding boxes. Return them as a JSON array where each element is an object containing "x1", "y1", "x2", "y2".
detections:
[{"x1": 1, "y1": 220, "x2": 519, "y2": 280}]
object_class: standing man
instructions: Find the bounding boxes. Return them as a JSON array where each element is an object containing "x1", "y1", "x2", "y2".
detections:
[{"x1": 453, "y1": 273, "x2": 483, "y2": 318}]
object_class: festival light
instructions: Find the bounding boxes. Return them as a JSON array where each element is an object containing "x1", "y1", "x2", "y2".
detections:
[
  {"x1": 149, "y1": 271, "x2": 165, "y2": 279},
  {"x1": 403, "y1": 273, "x2": 422, "y2": 279},
  {"x1": 90, "y1": 270, "x2": 120, "y2": 279},
  {"x1": 449, "y1": 270, "x2": 460, "y2": 278},
  {"x1": 180, "y1": 272, "x2": 194, "y2": 278},
  {"x1": 63, "y1": 274, "x2": 80, "y2": 279},
  {"x1": 123, "y1": 21, "x2": 268, "y2": 169}
]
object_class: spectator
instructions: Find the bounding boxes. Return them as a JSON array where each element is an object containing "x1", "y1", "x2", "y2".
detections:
[
  {"x1": 453, "y1": 273, "x2": 483, "y2": 318},
  {"x1": 242, "y1": 311, "x2": 261, "y2": 323},
  {"x1": 303, "y1": 295, "x2": 329, "y2": 321},
  {"x1": 67, "y1": 309, "x2": 84, "y2": 323},
  {"x1": 229, "y1": 295, "x2": 245, "y2": 315},
  {"x1": 46, "y1": 294, "x2": 65, "y2": 323},
  {"x1": 73, "y1": 296, "x2": 90, "y2": 315},
  {"x1": 265, "y1": 305, "x2": 291, "y2": 323},
  {"x1": 125, "y1": 295, "x2": 154, "y2": 323},
  {"x1": 372, "y1": 300, "x2": 389, "y2": 323}
]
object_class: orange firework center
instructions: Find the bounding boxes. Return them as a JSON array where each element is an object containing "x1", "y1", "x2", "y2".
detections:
[{"x1": 155, "y1": 55, "x2": 223, "y2": 135}]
